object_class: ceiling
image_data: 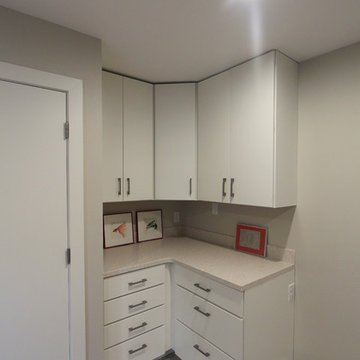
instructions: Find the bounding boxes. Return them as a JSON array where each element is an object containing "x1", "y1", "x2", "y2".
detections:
[{"x1": 1, "y1": 0, "x2": 360, "y2": 82}]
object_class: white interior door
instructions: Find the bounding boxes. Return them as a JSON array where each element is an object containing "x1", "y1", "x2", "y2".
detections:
[{"x1": 0, "y1": 80, "x2": 70, "y2": 360}]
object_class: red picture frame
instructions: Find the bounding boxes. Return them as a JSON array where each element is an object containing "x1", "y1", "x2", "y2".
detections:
[{"x1": 235, "y1": 224, "x2": 267, "y2": 257}]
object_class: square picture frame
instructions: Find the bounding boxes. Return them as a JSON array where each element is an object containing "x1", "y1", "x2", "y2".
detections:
[
  {"x1": 235, "y1": 224, "x2": 268, "y2": 257},
  {"x1": 103, "y1": 212, "x2": 134, "y2": 249},
  {"x1": 136, "y1": 209, "x2": 163, "y2": 243}
]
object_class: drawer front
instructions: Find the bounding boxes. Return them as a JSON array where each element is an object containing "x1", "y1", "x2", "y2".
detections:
[
  {"x1": 104, "y1": 284, "x2": 165, "y2": 325},
  {"x1": 104, "y1": 305, "x2": 165, "y2": 349},
  {"x1": 174, "y1": 265, "x2": 243, "y2": 317},
  {"x1": 104, "y1": 325, "x2": 165, "y2": 360},
  {"x1": 175, "y1": 320, "x2": 234, "y2": 360},
  {"x1": 104, "y1": 265, "x2": 165, "y2": 301},
  {"x1": 175, "y1": 286, "x2": 243, "y2": 360}
]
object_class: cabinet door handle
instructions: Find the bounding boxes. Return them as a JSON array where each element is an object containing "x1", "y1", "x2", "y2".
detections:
[
  {"x1": 128, "y1": 344, "x2": 147, "y2": 354},
  {"x1": 129, "y1": 322, "x2": 147, "y2": 332},
  {"x1": 222, "y1": 178, "x2": 227, "y2": 197},
  {"x1": 128, "y1": 278, "x2": 147, "y2": 286},
  {"x1": 189, "y1": 178, "x2": 192, "y2": 196},
  {"x1": 129, "y1": 300, "x2": 147, "y2": 309},
  {"x1": 230, "y1": 178, "x2": 235, "y2": 198},
  {"x1": 194, "y1": 306, "x2": 211, "y2": 317},
  {"x1": 127, "y1": 177, "x2": 130, "y2": 195},
  {"x1": 117, "y1": 177, "x2": 121, "y2": 196},
  {"x1": 193, "y1": 344, "x2": 210, "y2": 357},
  {"x1": 194, "y1": 283, "x2": 211, "y2": 293}
]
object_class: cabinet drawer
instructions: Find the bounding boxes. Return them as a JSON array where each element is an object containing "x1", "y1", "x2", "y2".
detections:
[
  {"x1": 104, "y1": 284, "x2": 165, "y2": 325},
  {"x1": 104, "y1": 325, "x2": 165, "y2": 360},
  {"x1": 175, "y1": 286, "x2": 243, "y2": 360},
  {"x1": 175, "y1": 320, "x2": 233, "y2": 360},
  {"x1": 104, "y1": 305, "x2": 165, "y2": 349},
  {"x1": 104, "y1": 265, "x2": 165, "y2": 301},
  {"x1": 174, "y1": 265, "x2": 243, "y2": 317}
]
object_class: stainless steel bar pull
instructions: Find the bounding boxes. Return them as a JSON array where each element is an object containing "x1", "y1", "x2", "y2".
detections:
[
  {"x1": 194, "y1": 283, "x2": 211, "y2": 293},
  {"x1": 189, "y1": 178, "x2": 192, "y2": 196},
  {"x1": 222, "y1": 178, "x2": 227, "y2": 197},
  {"x1": 230, "y1": 178, "x2": 235, "y2": 198},
  {"x1": 129, "y1": 322, "x2": 147, "y2": 332},
  {"x1": 128, "y1": 278, "x2": 147, "y2": 286},
  {"x1": 194, "y1": 306, "x2": 211, "y2": 317},
  {"x1": 127, "y1": 177, "x2": 130, "y2": 195},
  {"x1": 193, "y1": 344, "x2": 210, "y2": 357},
  {"x1": 128, "y1": 300, "x2": 147, "y2": 309},
  {"x1": 117, "y1": 177, "x2": 121, "y2": 196},
  {"x1": 128, "y1": 344, "x2": 147, "y2": 354}
]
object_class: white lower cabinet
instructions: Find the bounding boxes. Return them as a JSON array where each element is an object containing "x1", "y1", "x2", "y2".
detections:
[
  {"x1": 175, "y1": 286, "x2": 243, "y2": 360},
  {"x1": 104, "y1": 263, "x2": 294, "y2": 360},
  {"x1": 173, "y1": 265, "x2": 295, "y2": 360},
  {"x1": 175, "y1": 320, "x2": 233, "y2": 360},
  {"x1": 103, "y1": 265, "x2": 167, "y2": 360},
  {"x1": 104, "y1": 326, "x2": 165, "y2": 360}
]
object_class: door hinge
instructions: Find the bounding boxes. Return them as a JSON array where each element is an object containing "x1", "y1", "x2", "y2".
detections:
[
  {"x1": 64, "y1": 121, "x2": 69, "y2": 140},
  {"x1": 66, "y1": 248, "x2": 71, "y2": 265}
]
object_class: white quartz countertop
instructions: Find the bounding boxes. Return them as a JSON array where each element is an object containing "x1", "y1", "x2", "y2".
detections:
[{"x1": 103, "y1": 237, "x2": 294, "y2": 291}]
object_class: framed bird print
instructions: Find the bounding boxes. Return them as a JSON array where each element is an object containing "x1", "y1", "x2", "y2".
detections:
[
  {"x1": 136, "y1": 209, "x2": 163, "y2": 243},
  {"x1": 103, "y1": 212, "x2": 134, "y2": 249}
]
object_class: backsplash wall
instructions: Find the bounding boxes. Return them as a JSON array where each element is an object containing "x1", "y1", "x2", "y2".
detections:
[
  {"x1": 103, "y1": 200, "x2": 186, "y2": 238},
  {"x1": 183, "y1": 201, "x2": 296, "y2": 250},
  {"x1": 103, "y1": 200, "x2": 296, "y2": 260}
]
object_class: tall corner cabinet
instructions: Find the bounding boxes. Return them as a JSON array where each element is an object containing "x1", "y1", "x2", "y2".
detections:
[
  {"x1": 198, "y1": 50, "x2": 298, "y2": 208},
  {"x1": 154, "y1": 83, "x2": 197, "y2": 200},
  {"x1": 102, "y1": 71, "x2": 154, "y2": 202}
]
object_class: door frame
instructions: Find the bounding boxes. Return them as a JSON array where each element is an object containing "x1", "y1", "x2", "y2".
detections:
[{"x1": 0, "y1": 61, "x2": 85, "y2": 360}]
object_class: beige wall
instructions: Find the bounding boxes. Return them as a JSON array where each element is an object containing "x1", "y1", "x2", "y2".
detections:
[
  {"x1": 183, "y1": 201, "x2": 296, "y2": 249},
  {"x1": 290, "y1": 43, "x2": 360, "y2": 360},
  {"x1": 0, "y1": 6, "x2": 103, "y2": 360}
]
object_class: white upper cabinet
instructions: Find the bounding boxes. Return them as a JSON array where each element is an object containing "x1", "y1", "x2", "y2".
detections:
[
  {"x1": 198, "y1": 51, "x2": 298, "y2": 207},
  {"x1": 155, "y1": 83, "x2": 197, "y2": 200},
  {"x1": 102, "y1": 71, "x2": 123, "y2": 203},
  {"x1": 198, "y1": 71, "x2": 231, "y2": 203},
  {"x1": 102, "y1": 72, "x2": 154, "y2": 202},
  {"x1": 123, "y1": 77, "x2": 154, "y2": 201}
]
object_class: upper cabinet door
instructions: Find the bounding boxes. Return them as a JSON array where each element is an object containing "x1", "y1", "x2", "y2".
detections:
[
  {"x1": 198, "y1": 71, "x2": 231, "y2": 203},
  {"x1": 123, "y1": 77, "x2": 154, "y2": 201},
  {"x1": 229, "y1": 52, "x2": 275, "y2": 207},
  {"x1": 155, "y1": 83, "x2": 197, "y2": 200},
  {"x1": 102, "y1": 71, "x2": 123, "y2": 202}
]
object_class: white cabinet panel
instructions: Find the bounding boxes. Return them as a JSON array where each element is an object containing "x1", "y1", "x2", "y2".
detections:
[
  {"x1": 104, "y1": 265, "x2": 165, "y2": 301},
  {"x1": 197, "y1": 50, "x2": 298, "y2": 207},
  {"x1": 104, "y1": 284, "x2": 165, "y2": 325},
  {"x1": 175, "y1": 286, "x2": 243, "y2": 360},
  {"x1": 174, "y1": 264, "x2": 243, "y2": 317},
  {"x1": 155, "y1": 83, "x2": 197, "y2": 200},
  {"x1": 198, "y1": 71, "x2": 231, "y2": 202},
  {"x1": 104, "y1": 305, "x2": 165, "y2": 348},
  {"x1": 175, "y1": 321, "x2": 233, "y2": 360},
  {"x1": 104, "y1": 326, "x2": 165, "y2": 360},
  {"x1": 123, "y1": 77, "x2": 154, "y2": 201},
  {"x1": 229, "y1": 52, "x2": 275, "y2": 207},
  {"x1": 102, "y1": 72, "x2": 154, "y2": 202},
  {"x1": 102, "y1": 72, "x2": 123, "y2": 202}
]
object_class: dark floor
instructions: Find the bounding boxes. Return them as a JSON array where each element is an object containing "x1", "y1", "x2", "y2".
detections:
[{"x1": 161, "y1": 353, "x2": 181, "y2": 360}]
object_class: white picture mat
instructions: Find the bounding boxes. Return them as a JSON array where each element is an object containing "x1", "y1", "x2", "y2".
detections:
[
  {"x1": 137, "y1": 210, "x2": 163, "y2": 242},
  {"x1": 104, "y1": 213, "x2": 133, "y2": 247}
]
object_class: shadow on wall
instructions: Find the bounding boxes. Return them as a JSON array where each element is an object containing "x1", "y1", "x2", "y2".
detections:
[{"x1": 183, "y1": 201, "x2": 296, "y2": 250}]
